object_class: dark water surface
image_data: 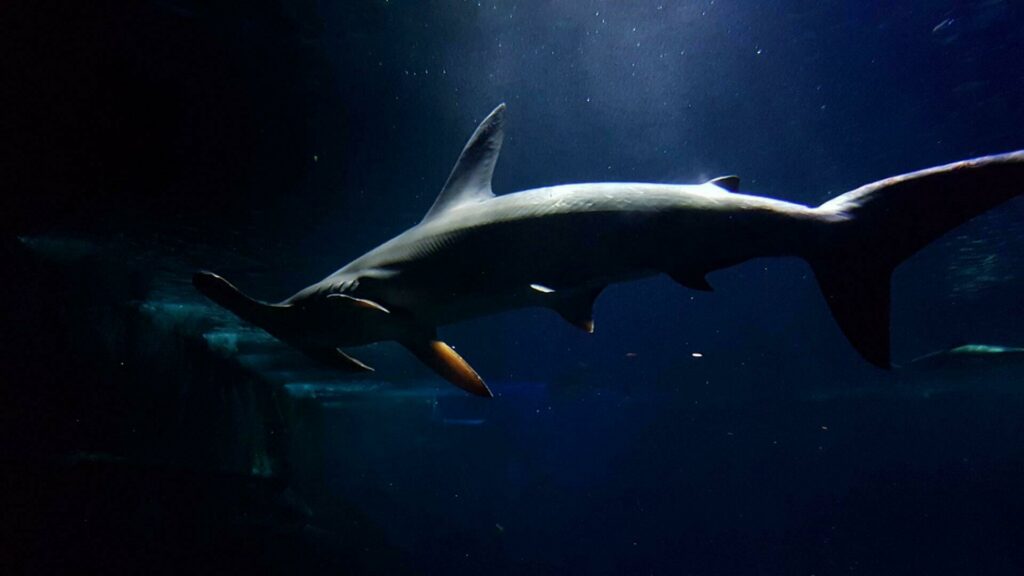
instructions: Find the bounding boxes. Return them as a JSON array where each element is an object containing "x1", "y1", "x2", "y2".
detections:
[{"x1": 3, "y1": 1, "x2": 1024, "y2": 574}]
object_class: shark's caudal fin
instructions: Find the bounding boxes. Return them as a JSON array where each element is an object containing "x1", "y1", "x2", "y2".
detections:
[{"x1": 808, "y1": 151, "x2": 1024, "y2": 367}]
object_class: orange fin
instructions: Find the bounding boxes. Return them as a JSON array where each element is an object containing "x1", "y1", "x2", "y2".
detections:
[{"x1": 402, "y1": 339, "x2": 492, "y2": 398}]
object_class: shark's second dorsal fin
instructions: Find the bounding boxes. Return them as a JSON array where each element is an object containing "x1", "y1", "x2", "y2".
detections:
[
  {"x1": 422, "y1": 104, "x2": 506, "y2": 222},
  {"x1": 708, "y1": 175, "x2": 740, "y2": 192}
]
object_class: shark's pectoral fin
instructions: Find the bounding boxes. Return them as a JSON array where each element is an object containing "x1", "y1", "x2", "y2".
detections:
[
  {"x1": 402, "y1": 339, "x2": 492, "y2": 398},
  {"x1": 551, "y1": 287, "x2": 603, "y2": 333},
  {"x1": 668, "y1": 271, "x2": 713, "y2": 292},
  {"x1": 300, "y1": 346, "x2": 375, "y2": 372}
]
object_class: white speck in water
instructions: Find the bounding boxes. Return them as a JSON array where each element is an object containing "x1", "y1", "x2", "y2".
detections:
[{"x1": 691, "y1": 352, "x2": 703, "y2": 358}]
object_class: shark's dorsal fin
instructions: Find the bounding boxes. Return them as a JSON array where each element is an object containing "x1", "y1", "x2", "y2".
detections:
[
  {"x1": 422, "y1": 104, "x2": 506, "y2": 222},
  {"x1": 708, "y1": 175, "x2": 740, "y2": 192}
]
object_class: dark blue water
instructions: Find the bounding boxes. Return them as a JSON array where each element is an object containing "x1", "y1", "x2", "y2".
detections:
[{"x1": 3, "y1": 1, "x2": 1024, "y2": 574}]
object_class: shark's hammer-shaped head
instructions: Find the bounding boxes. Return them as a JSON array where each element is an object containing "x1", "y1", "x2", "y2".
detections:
[
  {"x1": 190, "y1": 103, "x2": 516, "y2": 398},
  {"x1": 193, "y1": 271, "x2": 492, "y2": 397},
  {"x1": 192, "y1": 271, "x2": 400, "y2": 348},
  {"x1": 192, "y1": 271, "x2": 292, "y2": 333}
]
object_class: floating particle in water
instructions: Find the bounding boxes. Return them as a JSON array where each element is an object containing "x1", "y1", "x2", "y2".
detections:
[{"x1": 932, "y1": 17, "x2": 955, "y2": 34}]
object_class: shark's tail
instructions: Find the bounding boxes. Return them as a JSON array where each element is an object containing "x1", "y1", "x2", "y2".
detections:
[{"x1": 807, "y1": 151, "x2": 1024, "y2": 367}]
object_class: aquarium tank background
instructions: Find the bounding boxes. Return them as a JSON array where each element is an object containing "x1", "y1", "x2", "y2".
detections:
[{"x1": 3, "y1": 1, "x2": 1024, "y2": 574}]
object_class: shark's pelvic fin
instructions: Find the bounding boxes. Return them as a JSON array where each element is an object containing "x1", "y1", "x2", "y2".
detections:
[
  {"x1": 708, "y1": 175, "x2": 740, "y2": 192},
  {"x1": 422, "y1": 103, "x2": 506, "y2": 222},
  {"x1": 552, "y1": 287, "x2": 603, "y2": 333},
  {"x1": 402, "y1": 339, "x2": 492, "y2": 398},
  {"x1": 669, "y1": 271, "x2": 714, "y2": 292},
  {"x1": 301, "y1": 346, "x2": 375, "y2": 372},
  {"x1": 529, "y1": 283, "x2": 602, "y2": 332}
]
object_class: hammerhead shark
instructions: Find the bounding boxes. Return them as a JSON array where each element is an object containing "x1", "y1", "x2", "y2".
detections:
[{"x1": 194, "y1": 104, "x2": 1024, "y2": 397}]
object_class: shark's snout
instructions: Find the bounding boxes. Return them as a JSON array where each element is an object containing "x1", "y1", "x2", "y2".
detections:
[
  {"x1": 193, "y1": 271, "x2": 234, "y2": 307},
  {"x1": 192, "y1": 270, "x2": 268, "y2": 323}
]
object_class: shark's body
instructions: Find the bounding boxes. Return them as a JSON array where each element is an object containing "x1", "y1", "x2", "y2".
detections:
[
  {"x1": 295, "y1": 181, "x2": 817, "y2": 326},
  {"x1": 195, "y1": 104, "x2": 1024, "y2": 396}
]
